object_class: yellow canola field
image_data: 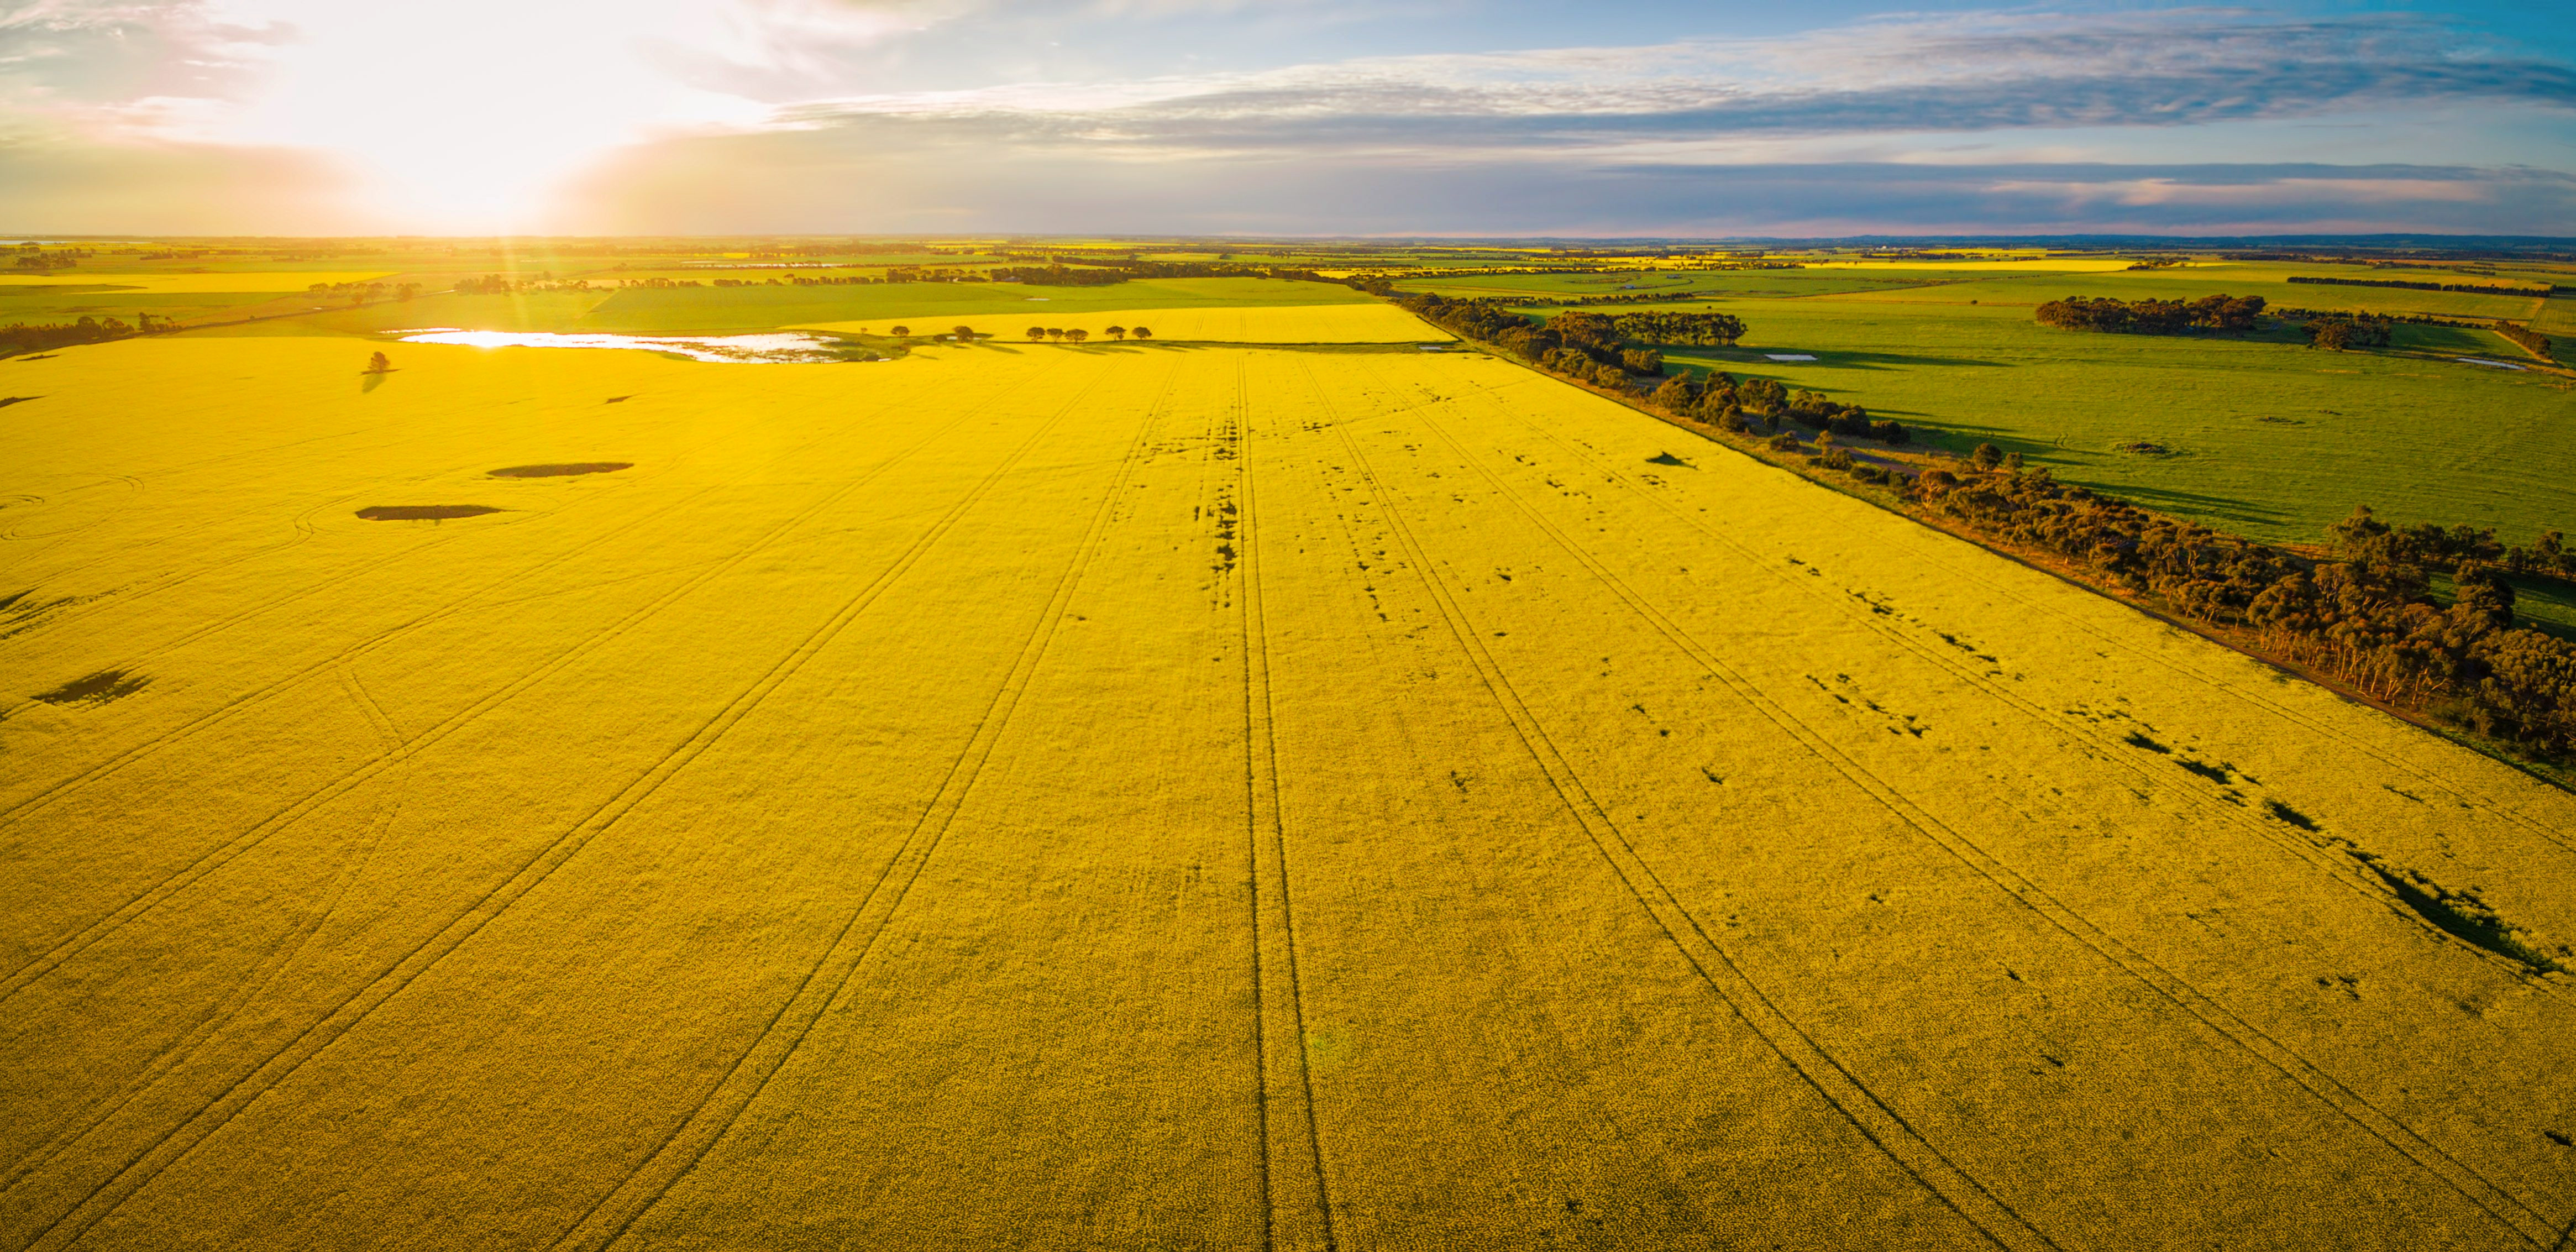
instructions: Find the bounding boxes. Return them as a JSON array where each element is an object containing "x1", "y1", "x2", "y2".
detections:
[
  {"x1": 3, "y1": 337, "x2": 2574, "y2": 1250},
  {"x1": 0, "y1": 271, "x2": 398, "y2": 294},
  {"x1": 797, "y1": 301, "x2": 1451, "y2": 343}
]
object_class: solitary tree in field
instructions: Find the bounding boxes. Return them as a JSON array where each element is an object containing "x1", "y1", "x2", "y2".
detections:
[
  {"x1": 365, "y1": 351, "x2": 391, "y2": 374},
  {"x1": 1066, "y1": 328, "x2": 1089, "y2": 344},
  {"x1": 890, "y1": 325, "x2": 910, "y2": 338},
  {"x1": 1972, "y1": 442, "x2": 2005, "y2": 471},
  {"x1": 1129, "y1": 326, "x2": 1152, "y2": 340},
  {"x1": 1028, "y1": 326, "x2": 1047, "y2": 340},
  {"x1": 1106, "y1": 325, "x2": 1126, "y2": 340},
  {"x1": 953, "y1": 325, "x2": 975, "y2": 342}
]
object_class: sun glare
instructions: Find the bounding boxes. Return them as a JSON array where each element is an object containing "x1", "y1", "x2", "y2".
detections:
[{"x1": 219, "y1": 0, "x2": 786, "y2": 230}]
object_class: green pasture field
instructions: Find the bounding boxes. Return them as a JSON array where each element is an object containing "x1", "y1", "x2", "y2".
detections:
[
  {"x1": 1843, "y1": 264, "x2": 2559, "y2": 323},
  {"x1": 1475, "y1": 259, "x2": 2573, "y2": 548},
  {"x1": 1634, "y1": 297, "x2": 2572, "y2": 546}
]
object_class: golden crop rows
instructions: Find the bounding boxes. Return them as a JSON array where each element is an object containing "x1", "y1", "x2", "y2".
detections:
[{"x1": 2, "y1": 334, "x2": 2572, "y2": 1249}]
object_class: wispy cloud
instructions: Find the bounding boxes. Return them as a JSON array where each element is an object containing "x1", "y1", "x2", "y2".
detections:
[
  {"x1": 0, "y1": 1, "x2": 290, "y2": 111},
  {"x1": 768, "y1": 11, "x2": 2576, "y2": 155}
]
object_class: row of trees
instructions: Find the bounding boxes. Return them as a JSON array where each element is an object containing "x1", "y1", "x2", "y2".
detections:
[
  {"x1": 1906, "y1": 473, "x2": 2576, "y2": 757},
  {"x1": 1022, "y1": 326, "x2": 1150, "y2": 343},
  {"x1": 1397, "y1": 295, "x2": 1921, "y2": 448},
  {"x1": 2, "y1": 314, "x2": 167, "y2": 357},
  {"x1": 2327, "y1": 509, "x2": 2576, "y2": 590},
  {"x1": 2495, "y1": 322, "x2": 2556, "y2": 360},
  {"x1": 2034, "y1": 294, "x2": 2268, "y2": 334},
  {"x1": 2287, "y1": 275, "x2": 2552, "y2": 297}
]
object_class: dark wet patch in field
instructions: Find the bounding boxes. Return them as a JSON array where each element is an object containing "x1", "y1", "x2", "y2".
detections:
[
  {"x1": 356, "y1": 505, "x2": 502, "y2": 521},
  {"x1": 34, "y1": 669, "x2": 149, "y2": 706},
  {"x1": 489, "y1": 463, "x2": 632, "y2": 478}
]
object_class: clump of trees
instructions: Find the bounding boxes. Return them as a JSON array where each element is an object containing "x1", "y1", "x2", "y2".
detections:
[
  {"x1": 1904, "y1": 475, "x2": 2576, "y2": 759},
  {"x1": 2034, "y1": 294, "x2": 2267, "y2": 334},
  {"x1": 1606, "y1": 311, "x2": 1746, "y2": 345},
  {"x1": 2304, "y1": 316, "x2": 2393, "y2": 350}
]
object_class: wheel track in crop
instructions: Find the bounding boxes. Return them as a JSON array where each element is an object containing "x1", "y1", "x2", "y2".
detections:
[
  {"x1": 1300, "y1": 360, "x2": 2055, "y2": 1252},
  {"x1": 1881, "y1": 520, "x2": 2576, "y2": 857},
  {"x1": 6, "y1": 370, "x2": 1116, "y2": 1252},
  {"x1": 545, "y1": 365, "x2": 1177, "y2": 1252},
  {"x1": 1235, "y1": 359, "x2": 1339, "y2": 1252},
  {"x1": 1430, "y1": 369, "x2": 2576, "y2": 985},
  {"x1": 1509, "y1": 365, "x2": 2570, "y2": 858},
  {"x1": 0, "y1": 366, "x2": 1058, "y2": 1003},
  {"x1": 0, "y1": 665, "x2": 419, "y2": 1199},
  {"x1": 0, "y1": 365, "x2": 1006, "y2": 820},
  {"x1": 1390, "y1": 362, "x2": 2560, "y2": 1246}
]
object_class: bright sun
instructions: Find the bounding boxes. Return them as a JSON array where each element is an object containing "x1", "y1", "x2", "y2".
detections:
[{"x1": 219, "y1": 0, "x2": 786, "y2": 230}]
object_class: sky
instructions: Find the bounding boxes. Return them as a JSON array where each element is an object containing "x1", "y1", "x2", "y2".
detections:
[{"x1": 1, "y1": 0, "x2": 2572, "y2": 238}]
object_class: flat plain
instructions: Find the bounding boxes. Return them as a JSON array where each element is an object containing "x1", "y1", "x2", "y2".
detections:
[{"x1": 6, "y1": 324, "x2": 2575, "y2": 1249}]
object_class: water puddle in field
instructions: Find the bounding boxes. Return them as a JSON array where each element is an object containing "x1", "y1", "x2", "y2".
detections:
[
  {"x1": 394, "y1": 329, "x2": 865, "y2": 364},
  {"x1": 357, "y1": 505, "x2": 502, "y2": 521}
]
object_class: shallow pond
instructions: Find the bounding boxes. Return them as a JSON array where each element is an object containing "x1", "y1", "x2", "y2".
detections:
[{"x1": 394, "y1": 329, "x2": 864, "y2": 363}]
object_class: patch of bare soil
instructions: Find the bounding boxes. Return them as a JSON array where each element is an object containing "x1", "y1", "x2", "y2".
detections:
[
  {"x1": 488, "y1": 463, "x2": 632, "y2": 478},
  {"x1": 356, "y1": 505, "x2": 502, "y2": 521}
]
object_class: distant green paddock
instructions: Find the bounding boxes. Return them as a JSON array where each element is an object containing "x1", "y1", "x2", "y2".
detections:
[{"x1": 1628, "y1": 296, "x2": 2573, "y2": 547}]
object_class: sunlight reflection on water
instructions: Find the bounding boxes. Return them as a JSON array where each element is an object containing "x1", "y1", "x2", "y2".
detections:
[{"x1": 393, "y1": 329, "x2": 862, "y2": 363}]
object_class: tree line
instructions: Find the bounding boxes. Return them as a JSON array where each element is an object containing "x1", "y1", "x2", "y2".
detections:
[
  {"x1": 2287, "y1": 275, "x2": 2553, "y2": 297},
  {"x1": 2494, "y1": 323, "x2": 2556, "y2": 360},
  {"x1": 2034, "y1": 294, "x2": 2267, "y2": 334},
  {"x1": 1395, "y1": 294, "x2": 1911, "y2": 450},
  {"x1": 1399, "y1": 298, "x2": 1754, "y2": 394},
  {"x1": 1905, "y1": 472, "x2": 2576, "y2": 759},
  {"x1": 2, "y1": 314, "x2": 170, "y2": 358}
]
